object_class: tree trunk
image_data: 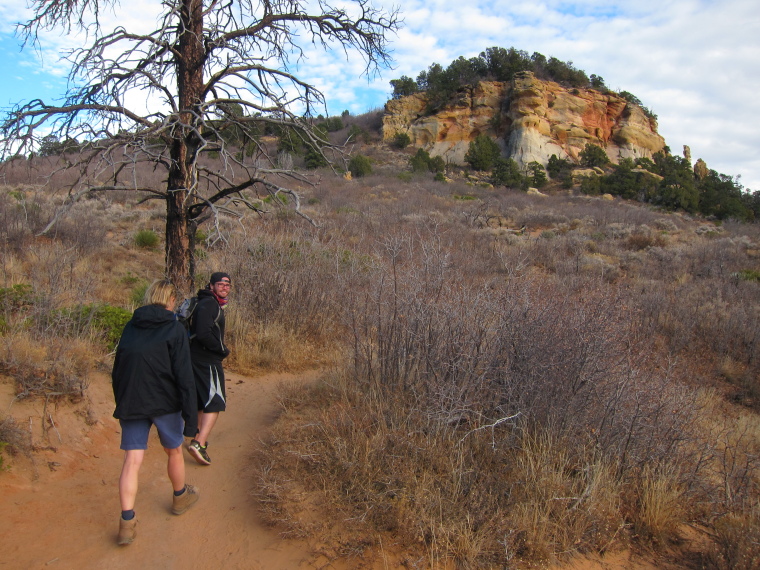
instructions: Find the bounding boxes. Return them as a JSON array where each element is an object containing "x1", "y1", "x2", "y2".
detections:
[
  {"x1": 165, "y1": 0, "x2": 206, "y2": 296},
  {"x1": 165, "y1": 188, "x2": 193, "y2": 295}
]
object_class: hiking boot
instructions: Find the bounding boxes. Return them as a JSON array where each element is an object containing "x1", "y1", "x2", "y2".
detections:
[
  {"x1": 187, "y1": 439, "x2": 211, "y2": 465},
  {"x1": 172, "y1": 484, "x2": 200, "y2": 515},
  {"x1": 117, "y1": 516, "x2": 137, "y2": 545}
]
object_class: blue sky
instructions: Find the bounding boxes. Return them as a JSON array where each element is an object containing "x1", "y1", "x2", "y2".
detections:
[{"x1": 1, "y1": 0, "x2": 758, "y2": 191}]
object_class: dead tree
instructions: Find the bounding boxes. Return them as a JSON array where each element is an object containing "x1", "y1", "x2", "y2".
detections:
[{"x1": 2, "y1": 0, "x2": 400, "y2": 293}]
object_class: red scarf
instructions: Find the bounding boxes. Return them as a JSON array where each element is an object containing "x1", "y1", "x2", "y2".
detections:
[{"x1": 212, "y1": 291, "x2": 228, "y2": 307}]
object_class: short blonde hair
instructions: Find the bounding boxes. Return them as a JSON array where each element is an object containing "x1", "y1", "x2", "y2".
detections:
[{"x1": 143, "y1": 279, "x2": 177, "y2": 309}]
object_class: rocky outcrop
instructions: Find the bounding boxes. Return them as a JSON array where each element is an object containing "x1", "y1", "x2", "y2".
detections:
[
  {"x1": 383, "y1": 71, "x2": 666, "y2": 169},
  {"x1": 383, "y1": 81, "x2": 509, "y2": 165},
  {"x1": 694, "y1": 158, "x2": 709, "y2": 180}
]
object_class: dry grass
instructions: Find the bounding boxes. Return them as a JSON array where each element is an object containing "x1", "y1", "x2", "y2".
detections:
[
  {"x1": 1, "y1": 332, "x2": 93, "y2": 399},
  {"x1": 2, "y1": 158, "x2": 760, "y2": 567},
  {"x1": 708, "y1": 506, "x2": 760, "y2": 570},
  {"x1": 633, "y1": 465, "x2": 686, "y2": 544},
  {"x1": 0, "y1": 415, "x2": 32, "y2": 459}
]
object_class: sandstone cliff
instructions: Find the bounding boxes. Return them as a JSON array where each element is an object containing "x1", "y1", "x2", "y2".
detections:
[{"x1": 382, "y1": 71, "x2": 666, "y2": 169}]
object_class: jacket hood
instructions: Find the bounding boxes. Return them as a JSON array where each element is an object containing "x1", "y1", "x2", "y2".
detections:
[
  {"x1": 196, "y1": 288, "x2": 216, "y2": 300},
  {"x1": 131, "y1": 304, "x2": 177, "y2": 329}
]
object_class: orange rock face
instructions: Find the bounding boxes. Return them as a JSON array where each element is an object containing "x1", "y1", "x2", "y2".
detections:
[{"x1": 383, "y1": 71, "x2": 666, "y2": 168}]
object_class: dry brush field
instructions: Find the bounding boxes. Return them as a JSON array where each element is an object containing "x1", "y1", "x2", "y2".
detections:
[{"x1": 1, "y1": 155, "x2": 759, "y2": 568}]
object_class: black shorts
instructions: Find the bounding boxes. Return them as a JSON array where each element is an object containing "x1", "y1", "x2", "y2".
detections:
[{"x1": 191, "y1": 359, "x2": 227, "y2": 413}]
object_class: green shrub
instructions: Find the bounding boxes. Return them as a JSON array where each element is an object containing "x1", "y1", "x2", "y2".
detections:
[
  {"x1": 428, "y1": 155, "x2": 445, "y2": 173},
  {"x1": 410, "y1": 148, "x2": 432, "y2": 172},
  {"x1": 392, "y1": 132, "x2": 411, "y2": 149},
  {"x1": 735, "y1": 269, "x2": 760, "y2": 282},
  {"x1": 321, "y1": 116, "x2": 344, "y2": 132},
  {"x1": 0, "y1": 284, "x2": 34, "y2": 312},
  {"x1": 348, "y1": 154, "x2": 373, "y2": 178},
  {"x1": 304, "y1": 146, "x2": 328, "y2": 169},
  {"x1": 263, "y1": 194, "x2": 289, "y2": 205},
  {"x1": 464, "y1": 134, "x2": 501, "y2": 171},
  {"x1": 579, "y1": 175, "x2": 601, "y2": 195},
  {"x1": 492, "y1": 157, "x2": 523, "y2": 187},
  {"x1": 119, "y1": 273, "x2": 140, "y2": 286},
  {"x1": 527, "y1": 161, "x2": 548, "y2": 188},
  {"x1": 87, "y1": 305, "x2": 133, "y2": 350},
  {"x1": 347, "y1": 124, "x2": 368, "y2": 144},
  {"x1": 434, "y1": 171, "x2": 447, "y2": 182},
  {"x1": 134, "y1": 229, "x2": 159, "y2": 249},
  {"x1": 547, "y1": 154, "x2": 572, "y2": 179},
  {"x1": 277, "y1": 128, "x2": 304, "y2": 155},
  {"x1": 50, "y1": 304, "x2": 133, "y2": 351},
  {"x1": 579, "y1": 143, "x2": 610, "y2": 168},
  {"x1": 130, "y1": 282, "x2": 150, "y2": 307}
]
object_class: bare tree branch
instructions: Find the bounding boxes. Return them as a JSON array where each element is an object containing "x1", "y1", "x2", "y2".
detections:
[{"x1": 2, "y1": 0, "x2": 400, "y2": 292}]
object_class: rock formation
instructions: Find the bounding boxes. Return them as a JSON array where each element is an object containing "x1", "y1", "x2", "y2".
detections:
[
  {"x1": 694, "y1": 158, "x2": 709, "y2": 180},
  {"x1": 383, "y1": 71, "x2": 666, "y2": 169}
]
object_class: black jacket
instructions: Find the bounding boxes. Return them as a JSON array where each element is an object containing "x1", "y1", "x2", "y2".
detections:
[
  {"x1": 112, "y1": 304, "x2": 198, "y2": 437},
  {"x1": 189, "y1": 288, "x2": 228, "y2": 363}
]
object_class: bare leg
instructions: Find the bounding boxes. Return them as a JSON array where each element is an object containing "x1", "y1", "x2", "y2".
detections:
[
  {"x1": 119, "y1": 450, "x2": 145, "y2": 511},
  {"x1": 164, "y1": 446, "x2": 185, "y2": 493},
  {"x1": 196, "y1": 411, "x2": 219, "y2": 447}
]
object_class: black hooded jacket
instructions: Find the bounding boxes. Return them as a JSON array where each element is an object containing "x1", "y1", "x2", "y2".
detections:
[
  {"x1": 112, "y1": 304, "x2": 198, "y2": 437},
  {"x1": 189, "y1": 288, "x2": 228, "y2": 363}
]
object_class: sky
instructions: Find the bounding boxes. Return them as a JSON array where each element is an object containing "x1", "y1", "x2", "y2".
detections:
[{"x1": 0, "y1": 0, "x2": 758, "y2": 191}]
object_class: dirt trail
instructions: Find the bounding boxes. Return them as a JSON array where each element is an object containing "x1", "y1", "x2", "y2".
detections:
[
  {"x1": 0, "y1": 368, "x2": 322, "y2": 569},
  {"x1": 0, "y1": 369, "x2": 678, "y2": 570}
]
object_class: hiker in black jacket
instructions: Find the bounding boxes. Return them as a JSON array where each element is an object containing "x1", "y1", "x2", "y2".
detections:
[
  {"x1": 112, "y1": 279, "x2": 200, "y2": 546},
  {"x1": 186, "y1": 271, "x2": 231, "y2": 466}
]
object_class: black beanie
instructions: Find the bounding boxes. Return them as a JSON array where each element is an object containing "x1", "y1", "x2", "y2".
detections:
[{"x1": 210, "y1": 272, "x2": 231, "y2": 285}]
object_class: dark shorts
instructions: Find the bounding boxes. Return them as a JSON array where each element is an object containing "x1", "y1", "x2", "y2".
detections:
[
  {"x1": 191, "y1": 360, "x2": 227, "y2": 413},
  {"x1": 119, "y1": 412, "x2": 184, "y2": 450}
]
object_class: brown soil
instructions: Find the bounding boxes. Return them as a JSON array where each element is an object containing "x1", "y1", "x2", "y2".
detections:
[
  {"x1": 0, "y1": 368, "x2": 323, "y2": 569},
  {"x1": 0, "y1": 369, "x2": 704, "y2": 569}
]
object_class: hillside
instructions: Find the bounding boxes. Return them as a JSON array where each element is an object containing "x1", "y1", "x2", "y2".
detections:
[
  {"x1": 1, "y1": 126, "x2": 760, "y2": 568},
  {"x1": 383, "y1": 72, "x2": 665, "y2": 168}
]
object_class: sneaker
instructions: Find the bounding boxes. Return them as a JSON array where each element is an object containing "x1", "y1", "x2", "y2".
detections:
[
  {"x1": 117, "y1": 516, "x2": 137, "y2": 545},
  {"x1": 187, "y1": 439, "x2": 211, "y2": 465},
  {"x1": 172, "y1": 484, "x2": 200, "y2": 515}
]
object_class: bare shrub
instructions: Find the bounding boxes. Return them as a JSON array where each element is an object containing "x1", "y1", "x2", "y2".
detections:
[
  {"x1": 0, "y1": 187, "x2": 53, "y2": 253},
  {"x1": 707, "y1": 506, "x2": 760, "y2": 570},
  {"x1": 253, "y1": 225, "x2": 712, "y2": 565},
  {"x1": 344, "y1": 108, "x2": 384, "y2": 136},
  {"x1": 1, "y1": 332, "x2": 91, "y2": 400},
  {"x1": 625, "y1": 229, "x2": 667, "y2": 250},
  {"x1": 0, "y1": 416, "x2": 31, "y2": 456},
  {"x1": 46, "y1": 197, "x2": 109, "y2": 253},
  {"x1": 198, "y1": 224, "x2": 353, "y2": 372}
]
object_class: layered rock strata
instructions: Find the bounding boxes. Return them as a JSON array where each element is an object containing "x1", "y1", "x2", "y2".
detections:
[{"x1": 383, "y1": 71, "x2": 666, "y2": 168}]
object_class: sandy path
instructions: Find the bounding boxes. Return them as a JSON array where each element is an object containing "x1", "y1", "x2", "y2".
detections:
[
  {"x1": 0, "y1": 368, "x2": 678, "y2": 570},
  {"x1": 0, "y1": 368, "x2": 322, "y2": 569}
]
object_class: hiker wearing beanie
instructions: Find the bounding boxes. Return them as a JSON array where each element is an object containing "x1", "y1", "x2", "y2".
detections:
[
  {"x1": 186, "y1": 272, "x2": 231, "y2": 466},
  {"x1": 112, "y1": 279, "x2": 200, "y2": 546}
]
